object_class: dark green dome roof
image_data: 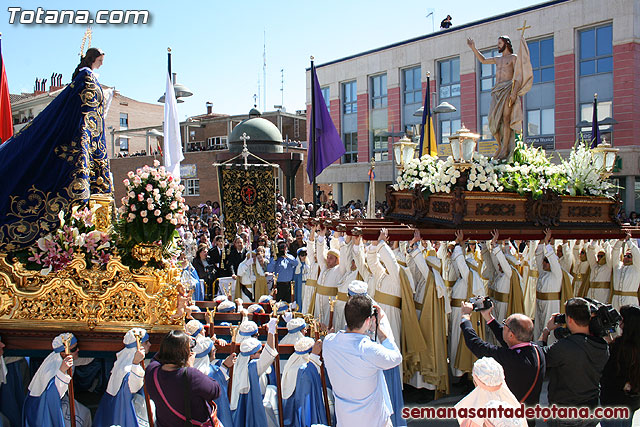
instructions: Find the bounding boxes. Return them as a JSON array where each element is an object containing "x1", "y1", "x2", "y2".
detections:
[{"x1": 229, "y1": 117, "x2": 283, "y2": 144}]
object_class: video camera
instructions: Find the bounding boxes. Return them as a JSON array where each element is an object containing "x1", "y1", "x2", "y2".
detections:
[
  {"x1": 552, "y1": 298, "x2": 621, "y2": 338},
  {"x1": 585, "y1": 298, "x2": 622, "y2": 337},
  {"x1": 469, "y1": 296, "x2": 493, "y2": 312}
]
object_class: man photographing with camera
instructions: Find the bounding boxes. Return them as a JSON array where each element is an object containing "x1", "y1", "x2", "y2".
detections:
[
  {"x1": 460, "y1": 300, "x2": 545, "y2": 426},
  {"x1": 540, "y1": 297, "x2": 611, "y2": 427},
  {"x1": 323, "y1": 294, "x2": 402, "y2": 427}
]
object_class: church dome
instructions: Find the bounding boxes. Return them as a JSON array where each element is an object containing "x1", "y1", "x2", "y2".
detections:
[{"x1": 228, "y1": 111, "x2": 284, "y2": 154}]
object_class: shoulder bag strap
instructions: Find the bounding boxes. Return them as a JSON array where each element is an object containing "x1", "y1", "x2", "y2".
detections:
[
  {"x1": 184, "y1": 369, "x2": 192, "y2": 427},
  {"x1": 153, "y1": 367, "x2": 207, "y2": 426},
  {"x1": 520, "y1": 344, "x2": 541, "y2": 404}
]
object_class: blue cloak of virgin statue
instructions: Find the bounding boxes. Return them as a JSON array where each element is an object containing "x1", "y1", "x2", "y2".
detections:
[{"x1": 0, "y1": 65, "x2": 112, "y2": 252}]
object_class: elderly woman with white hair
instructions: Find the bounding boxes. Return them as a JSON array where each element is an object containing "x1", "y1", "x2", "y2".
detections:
[
  {"x1": 281, "y1": 337, "x2": 328, "y2": 427},
  {"x1": 23, "y1": 332, "x2": 93, "y2": 427},
  {"x1": 93, "y1": 328, "x2": 153, "y2": 427},
  {"x1": 454, "y1": 357, "x2": 526, "y2": 427}
]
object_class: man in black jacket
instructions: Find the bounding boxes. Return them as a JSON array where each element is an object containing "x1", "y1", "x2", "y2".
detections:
[
  {"x1": 460, "y1": 302, "x2": 544, "y2": 426},
  {"x1": 540, "y1": 298, "x2": 609, "y2": 427}
]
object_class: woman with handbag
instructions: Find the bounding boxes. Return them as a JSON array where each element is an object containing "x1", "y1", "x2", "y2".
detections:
[{"x1": 145, "y1": 330, "x2": 222, "y2": 427}]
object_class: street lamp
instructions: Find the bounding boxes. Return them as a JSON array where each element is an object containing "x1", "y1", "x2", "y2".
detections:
[
  {"x1": 412, "y1": 101, "x2": 457, "y2": 145},
  {"x1": 448, "y1": 125, "x2": 479, "y2": 169},
  {"x1": 592, "y1": 141, "x2": 619, "y2": 178},
  {"x1": 393, "y1": 135, "x2": 417, "y2": 172}
]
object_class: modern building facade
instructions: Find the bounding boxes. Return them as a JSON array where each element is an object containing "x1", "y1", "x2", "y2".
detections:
[{"x1": 307, "y1": 0, "x2": 640, "y2": 214}]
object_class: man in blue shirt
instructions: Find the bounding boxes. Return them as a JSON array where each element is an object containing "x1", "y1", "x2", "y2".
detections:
[
  {"x1": 323, "y1": 295, "x2": 403, "y2": 427},
  {"x1": 267, "y1": 240, "x2": 298, "y2": 303}
]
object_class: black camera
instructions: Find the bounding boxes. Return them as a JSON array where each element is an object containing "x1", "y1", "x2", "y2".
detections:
[
  {"x1": 469, "y1": 296, "x2": 493, "y2": 311},
  {"x1": 554, "y1": 313, "x2": 566, "y2": 324},
  {"x1": 585, "y1": 298, "x2": 622, "y2": 337}
]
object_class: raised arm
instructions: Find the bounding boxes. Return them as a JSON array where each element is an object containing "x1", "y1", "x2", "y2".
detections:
[{"x1": 467, "y1": 38, "x2": 496, "y2": 64}]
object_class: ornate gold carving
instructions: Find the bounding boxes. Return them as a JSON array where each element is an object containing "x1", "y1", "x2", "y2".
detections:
[
  {"x1": 132, "y1": 243, "x2": 163, "y2": 264},
  {"x1": 0, "y1": 252, "x2": 182, "y2": 331},
  {"x1": 89, "y1": 194, "x2": 114, "y2": 233}
]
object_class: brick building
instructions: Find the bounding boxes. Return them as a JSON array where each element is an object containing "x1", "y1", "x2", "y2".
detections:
[
  {"x1": 10, "y1": 82, "x2": 164, "y2": 159},
  {"x1": 110, "y1": 107, "x2": 313, "y2": 207},
  {"x1": 307, "y1": 0, "x2": 640, "y2": 214}
]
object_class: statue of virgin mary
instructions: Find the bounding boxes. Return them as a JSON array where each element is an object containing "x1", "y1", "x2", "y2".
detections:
[{"x1": 0, "y1": 47, "x2": 113, "y2": 252}]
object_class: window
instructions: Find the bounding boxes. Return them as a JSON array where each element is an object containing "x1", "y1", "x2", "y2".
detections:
[
  {"x1": 321, "y1": 87, "x2": 330, "y2": 106},
  {"x1": 528, "y1": 38, "x2": 554, "y2": 84},
  {"x1": 343, "y1": 81, "x2": 357, "y2": 114},
  {"x1": 580, "y1": 101, "x2": 613, "y2": 123},
  {"x1": 579, "y1": 100, "x2": 613, "y2": 142},
  {"x1": 372, "y1": 130, "x2": 388, "y2": 162},
  {"x1": 439, "y1": 58, "x2": 460, "y2": 99},
  {"x1": 440, "y1": 119, "x2": 461, "y2": 145},
  {"x1": 479, "y1": 49, "x2": 499, "y2": 92},
  {"x1": 119, "y1": 137, "x2": 129, "y2": 152},
  {"x1": 343, "y1": 132, "x2": 358, "y2": 163},
  {"x1": 185, "y1": 179, "x2": 200, "y2": 196},
  {"x1": 207, "y1": 136, "x2": 228, "y2": 150},
  {"x1": 526, "y1": 108, "x2": 555, "y2": 136},
  {"x1": 119, "y1": 113, "x2": 128, "y2": 128},
  {"x1": 480, "y1": 116, "x2": 490, "y2": 140},
  {"x1": 579, "y1": 25, "x2": 613, "y2": 76},
  {"x1": 371, "y1": 74, "x2": 387, "y2": 109},
  {"x1": 403, "y1": 67, "x2": 422, "y2": 104}
]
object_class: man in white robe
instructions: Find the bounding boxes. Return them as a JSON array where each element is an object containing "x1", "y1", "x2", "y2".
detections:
[
  {"x1": 586, "y1": 240, "x2": 613, "y2": 303},
  {"x1": 611, "y1": 233, "x2": 640, "y2": 310},
  {"x1": 366, "y1": 228, "x2": 402, "y2": 346},
  {"x1": 534, "y1": 230, "x2": 564, "y2": 342},
  {"x1": 314, "y1": 226, "x2": 348, "y2": 326}
]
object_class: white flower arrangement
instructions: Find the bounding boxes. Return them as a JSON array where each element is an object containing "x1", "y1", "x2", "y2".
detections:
[
  {"x1": 561, "y1": 141, "x2": 615, "y2": 196},
  {"x1": 394, "y1": 155, "x2": 459, "y2": 194},
  {"x1": 394, "y1": 141, "x2": 613, "y2": 199}
]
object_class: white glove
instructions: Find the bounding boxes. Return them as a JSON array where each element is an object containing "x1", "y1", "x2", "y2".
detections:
[
  {"x1": 267, "y1": 318, "x2": 278, "y2": 335},
  {"x1": 289, "y1": 301, "x2": 299, "y2": 312},
  {"x1": 283, "y1": 312, "x2": 293, "y2": 323}
]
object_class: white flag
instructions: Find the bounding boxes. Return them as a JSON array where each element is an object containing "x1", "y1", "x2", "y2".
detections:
[{"x1": 163, "y1": 72, "x2": 184, "y2": 182}]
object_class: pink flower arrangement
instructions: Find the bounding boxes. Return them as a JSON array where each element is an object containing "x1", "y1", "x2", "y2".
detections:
[
  {"x1": 27, "y1": 207, "x2": 111, "y2": 275},
  {"x1": 118, "y1": 159, "x2": 188, "y2": 246}
]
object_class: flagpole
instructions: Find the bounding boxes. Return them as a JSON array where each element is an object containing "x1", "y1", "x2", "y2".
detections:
[
  {"x1": 418, "y1": 71, "x2": 430, "y2": 156},
  {"x1": 167, "y1": 47, "x2": 171, "y2": 76},
  {"x1": 310, "y1": 56, "x2": 318, "y2": 207},
  {"x1": 590, "y1": 93, "x2": 599, "y2": 148},
  {"x1": 426, "y1": 71, "x2": 431, "y2": 156}
]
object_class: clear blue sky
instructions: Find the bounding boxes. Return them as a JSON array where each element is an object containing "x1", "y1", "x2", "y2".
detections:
[{"x1": 2, "y1": 0, "x2": 541, "y2": 120}]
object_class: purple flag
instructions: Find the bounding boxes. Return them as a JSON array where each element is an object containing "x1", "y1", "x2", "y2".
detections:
[
  {"x1": 307, "y1": 66, "x2": 345, "y2": 183},
  {"x1": 590, "y1": 95, "x2": 600, "y2": 149}
]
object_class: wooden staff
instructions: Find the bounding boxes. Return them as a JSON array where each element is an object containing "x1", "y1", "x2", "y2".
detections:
[
  {"x1": 328, "y1": 297, "x2": 335, "y2": 331},
  {"x1": 206, "y1": 307, "x2": 217, "y2": 338},
  {"x1": 291, "y1": 281, "x2": 295, "y2": 307},
  {"x1": 270, "y1": 301, "x2": 285, "y2": 427},
  {"x1": 62, "y1": 337, "x2": 77, "y2": 427},
  {"x1": 313, "y1": 321, "x2": 332, "y2": 424},
  {"x1": 134, "y1": 332, "x2": 154, "y2": 427},
  {"x1": 227, "y1": 325, "x2": 238, "y2": 400}
]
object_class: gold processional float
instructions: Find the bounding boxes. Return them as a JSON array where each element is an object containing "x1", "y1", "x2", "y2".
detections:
[{"x1": 0, "y1": 163, "x2": 187, "y2": 352}]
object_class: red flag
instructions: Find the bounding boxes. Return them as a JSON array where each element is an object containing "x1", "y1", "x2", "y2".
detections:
[{"x1": 0, "y1": 37, "x2": 13, "y2": 144}]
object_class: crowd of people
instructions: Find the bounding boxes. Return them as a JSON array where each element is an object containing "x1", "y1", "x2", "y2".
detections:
[{"x1": 2, "y1": 195, "x2": 640, "y2": 426}]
